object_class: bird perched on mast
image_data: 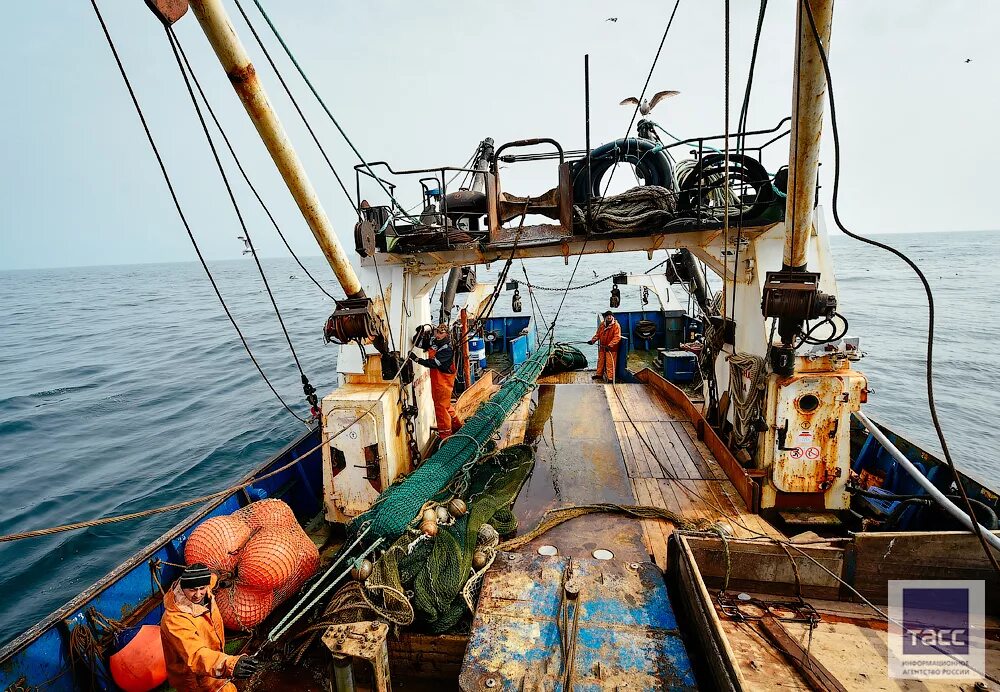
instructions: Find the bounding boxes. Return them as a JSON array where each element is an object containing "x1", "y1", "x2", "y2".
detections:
[{"x1": 619, "y1": 90, "x2": 680, "y2": 116}]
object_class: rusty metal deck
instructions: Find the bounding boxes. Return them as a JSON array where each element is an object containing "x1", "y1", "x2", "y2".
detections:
[
  {"x1": 508, "y1": 379, "x2": 782, "y2": 569},
  {"x1": 459, "y1": 552, "x2": 697, "y2": 691}
]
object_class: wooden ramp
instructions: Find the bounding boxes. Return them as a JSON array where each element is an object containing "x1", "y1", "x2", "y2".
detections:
[{"x1": 508, "y1": 376, "x2": 781, "y2": 569}]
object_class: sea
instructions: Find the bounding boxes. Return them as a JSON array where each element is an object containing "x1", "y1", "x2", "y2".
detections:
[{"x1": 0, "y1": 229, "x2": 997, "y2": 647}]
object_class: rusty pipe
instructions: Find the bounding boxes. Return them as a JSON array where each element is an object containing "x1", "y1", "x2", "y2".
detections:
[
  {"x1": 784, "y1": 0, "x2": 833, "y2": 270},
  {"x1": 187, "y1": 0, "x2": 364, "y2": 299}
]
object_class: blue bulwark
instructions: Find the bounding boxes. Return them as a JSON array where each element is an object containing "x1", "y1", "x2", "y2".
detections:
[{"x1": 459, "y1": 552, "x2": 697, "y2": 691}]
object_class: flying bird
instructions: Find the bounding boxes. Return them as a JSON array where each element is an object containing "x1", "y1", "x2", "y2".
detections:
[
  {"x1": 965, "y1": 58, "x2": 972, "y2": 63},
  {"x1": 620, "y1": 90, "x2": 680, "y2": 116},
  {"x1": 606, "y1": 17, "x2": 618, "y2": 22}
]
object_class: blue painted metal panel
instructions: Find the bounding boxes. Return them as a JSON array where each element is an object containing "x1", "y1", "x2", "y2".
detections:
[
  {"x1": 510, "y1": 335, "x2": 529, "y2": 366},
  {"x1": 460, "y1": 552, "x2": 696, "y2": 691},
  {"x1": 0, "y1": 427, "x2": 323, "y2": 691},
  {"x1": 601, "y1": 310, "x2": 686, "y2": 354},
  {"x1": 484, "y1": 316, "x2": 533, "y2": 356}
]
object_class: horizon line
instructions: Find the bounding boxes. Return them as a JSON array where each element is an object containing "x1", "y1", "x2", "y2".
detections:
[{"x1": 2, "y1": 227, "x2": 998, "y2": 273}]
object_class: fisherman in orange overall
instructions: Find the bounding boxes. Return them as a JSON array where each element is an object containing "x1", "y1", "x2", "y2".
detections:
[
  {"x1": 410, "y1": 323, "x2": 463, "y2": 440},
  {"x1": 589, "y1": 310, "x2": 622, "y2": 383},
  {"x1": 160, "y1": 564, "x2": 260, "y2": 692}
]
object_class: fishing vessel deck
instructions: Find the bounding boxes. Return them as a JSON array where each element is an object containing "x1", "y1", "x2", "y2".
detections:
[{"x1": 509, "y1": 376, "x2": 784, "y2": 570}]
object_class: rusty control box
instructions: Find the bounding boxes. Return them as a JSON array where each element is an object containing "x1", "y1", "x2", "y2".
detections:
[{"x1": 762, "y1": 349, "x2": 868, "y2": 511}]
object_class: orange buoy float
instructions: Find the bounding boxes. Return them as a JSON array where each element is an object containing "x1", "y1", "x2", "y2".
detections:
[
  {"x1": 237, "y1": 528, "x2": 298, "y2": 590},
  {"x1": 109, "y1": 625, "x2": 167, "y2": 692},
  {"x1": 185, "y1": 516, "x2": 251, "y2": 573},
  {"x1": 239, "y1": 498, "x2": 297, "y2": 530},
  {"x1": 216, "y1": 584, "x2": 275, "y2": 631}
]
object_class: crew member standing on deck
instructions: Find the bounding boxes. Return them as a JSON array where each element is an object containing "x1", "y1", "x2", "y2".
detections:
[
  {"x1": 410, "y1": 323, "x2": 464, "y2": 440},
  {"x1": 160, "y1": 564, "x2": 260, "y2": 692},
  {"x1": 589, "y1": 310, "x2": 622, "y2": 383}
]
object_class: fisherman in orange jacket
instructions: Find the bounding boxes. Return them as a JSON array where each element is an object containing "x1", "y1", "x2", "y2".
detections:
[
  {"x1": 589, "y1": 310, "x2": 622, "y2": 383},
  {"x1": 410, "y1": 323, "x2": 463, "y2": 440},
  {"x1": 160, "y1": 564, "x2": 260, "y2": 692}
]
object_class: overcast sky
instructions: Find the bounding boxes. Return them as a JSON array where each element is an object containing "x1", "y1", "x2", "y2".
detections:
[{"x1": 1, "y1": 1, "x2": 997, "y2": 271}]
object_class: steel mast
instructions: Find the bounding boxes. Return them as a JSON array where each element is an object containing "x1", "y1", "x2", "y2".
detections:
[
  {"x1": 180, "y1": 0, "x2": 365, "y2": 300},
  {"x1": 784, "y1": 0, "x2": 833, "y2": 271}
]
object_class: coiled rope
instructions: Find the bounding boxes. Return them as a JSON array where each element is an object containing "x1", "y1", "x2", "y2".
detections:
[
  {"x1": 727, "y1": 352, "x2": 767, "y2": 452},
  {"x1": 574, "y1": 186, "x2": 679, "y2": 234}
]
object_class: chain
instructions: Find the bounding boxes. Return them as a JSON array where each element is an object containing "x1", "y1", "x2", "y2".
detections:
[
  {"x1": 523, "y1": 274, "x2": 615, "y2": 292},
  {"x1": 397, "y1": 381, "x2": 421, "y2": 467}
]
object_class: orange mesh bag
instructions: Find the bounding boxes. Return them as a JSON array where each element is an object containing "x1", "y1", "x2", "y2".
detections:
[
  {"x1": 279, "y1": 530, "x2": 320, "y2": 597},
  {"x1": 237, "y1": 528, "x2": 298, "y2": 591},
  {"x1": 236, "y1": 498, "x2": 297, "y2": 530},
  {"x1": 184, "y1": 516, "x2": 251, "y2": 573},
  {"x1": 184, "y1": 500, "x2": 320, "y2": 631},
  {"x1": 215, "y1": 584, "x2": 274, "y2": 631}
]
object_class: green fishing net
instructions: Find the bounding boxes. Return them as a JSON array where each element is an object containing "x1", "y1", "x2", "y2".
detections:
[
  {"x1": 368, "y1": 444, "x2": 534, "y2": 633},
  {"x1": 542, "y1": 342, "x2": 588, "y2": 376},
  {"x1": 352, "y1": 344, "x2": 550, "y2": 541}
]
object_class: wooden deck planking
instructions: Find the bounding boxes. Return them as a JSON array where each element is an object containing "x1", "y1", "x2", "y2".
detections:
[
  {"x1": 537, "y1": 370, "x2": 601, "y2": 385},
  {"x1": 630, "y1": 477, "x2": 670, "y2": 569},
  {"x1": 496, "y1": 394, "x2": 532, "y2": 448},
  {"x1": 604, "y1": 383, "x2": 685, "y2": 422},
  {"x1": 672, "y1": 421, "x2": 727, "y2": 480},
  {"x1": 605, "y1": 379, "x2": 785, "y2": 546},
  {"x1": 652, "y1": 422, "x2": 704, "y2": 479}
]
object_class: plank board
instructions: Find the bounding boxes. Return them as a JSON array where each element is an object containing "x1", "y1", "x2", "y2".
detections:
[
  {"x1": 604, "y1": 383, "x2": 686, "y2": 422},
  {"x1": 852, "y1": 531, "x2": 1000, "y2": 613},
  {"x1": 496, "y1": 393, "x2": 532, "y2": 448},
  {"x1": 537, "y1": 370, "x2": 601, "y2": 384},
  {"x1": 630, "y1": 477, "x2": 670, "y2": 569}
]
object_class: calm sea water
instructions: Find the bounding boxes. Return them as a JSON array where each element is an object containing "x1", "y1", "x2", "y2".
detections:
[{"x1": 0, "y1": 230, "x2": 997, "y2": 646}]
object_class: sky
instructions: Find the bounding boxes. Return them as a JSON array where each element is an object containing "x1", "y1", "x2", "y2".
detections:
[{"x1": 1, "y1": 1, "x2": 997, "y2": 271}]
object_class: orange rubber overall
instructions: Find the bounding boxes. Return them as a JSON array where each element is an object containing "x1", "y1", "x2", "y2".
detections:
[
  {"x1": 592, "y1": 319, "x2": 622, "y2": 381},
  {"x1": 428, "y1": 346, "x2": 461, "y2": 439},
  {"x1": 160, "y1": 576, "x2": 239, "y2": 692}
]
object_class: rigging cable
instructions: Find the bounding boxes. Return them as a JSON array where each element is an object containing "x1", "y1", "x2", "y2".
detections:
[
  {"x1": 721, "y1": 0, "x2": 731, "y2": 322},
  {"x1": 800, "y1": 0, "x2": 1000, "y2": 574},
  {"x1": 173, "y1": 29, "x2": 337, "y2": 302},
  {"x1": 232, "y1": 0, "x2": 357, "y2": 218},
  {"x1": 168, "y1": 27, "x2": 321, "y2": 418},
  {"x1": 593, "y1": 0, "x2": 683, "y2": 215},
  {"x1": 730, "y1": 0, "x2": 769, "y2": 322},
  {"x1": 235, "y1": 0, "x2": 412, "y2": 356},
  {"x1": 88, "y1": 0, "x2": 304, "y2": 423},
  {"x1": 247, "y1": 0, "x2": 416, "y2": 220}
]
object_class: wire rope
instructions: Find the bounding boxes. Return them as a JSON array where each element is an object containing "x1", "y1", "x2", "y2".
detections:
[
  {"x1": 168, "y1": 28, "x2": 320, "y2": 415},
  {"x1": 88, "y1": 0, "x2": 305, "y2": 423},
  {"x1": 173, "y1": 29, "x2": 337, "y2": 302}
]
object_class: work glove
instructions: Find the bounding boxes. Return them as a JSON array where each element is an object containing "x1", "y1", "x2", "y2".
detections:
[
  {"x1": 408, "y1": 351, "x2": 418, "y2": 361},
  {"x1": 233, "y1": 655, "x2": 261, "y2": 679},
  {"x1": 588, "y1": 339, "x2": 596, "y2": 345}
]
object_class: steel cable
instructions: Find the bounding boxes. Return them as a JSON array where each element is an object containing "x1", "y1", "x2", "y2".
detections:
[
  {"x1": 173, "y1": 29, "x2": 338, "y2": 302},
  {"x1": 88, "y1": 0, "x2": 305, "y2": 423},
  {"x1": 169, "y1": 28, "x2": 325, "y2": 418}
]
